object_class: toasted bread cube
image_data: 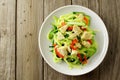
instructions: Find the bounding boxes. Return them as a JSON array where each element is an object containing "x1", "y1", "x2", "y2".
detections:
[
  {"x1": 57, "y1": 46, "x2": 68, "y2": 56},
  {"x1": 71, "y1": 50, "x2": 78, "y2": 55},
  {"x1": 59, "y1": 25, "x2": 68, "y2": 33},
  {"x1": 57, "y1": 32, "x2": 65, "y2": 40},
  {"x1": 68, "y1": 33, "x2": 77, "y2": 39},
  {"x1": 73, "y1": 25, "x2": 82, "y2": 35},
  {"x1": 78, "y1": 13, "x2": 84, "y2": 20},
  {"x1": 75, "y1": 43, "x2": 81, "y2": 48},
  {"x1": 82, "y1": 41, "x2": 91, "y2": 48},
  {"x1": 67, "y1": 46, "x2": 72, "y2": 53},
  {"x1": 81, "y1": 31, "x2": 93, "y2": 40}
]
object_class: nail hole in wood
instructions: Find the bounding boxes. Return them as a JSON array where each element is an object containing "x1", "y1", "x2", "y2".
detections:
[
  {"x1": 23, "y1": 10, "x2": 26, "y2": 13},
  {"x1": 25, "y1": 35, "x2": 27, "y2": 38},
  {"x1": 24, "y1": 19, "x2": 26, "y2": 22},
  {"x1": 2, "y1": 3, "x2": 5, "y2": 6},
  {"x1": 27, "y1": 58, "x2": 29, "y2": 62},
  {"x1": 30, "y1": 5, "x2": 32, "y2": 8},
  {"x1": 29, "y1": 33, "x2": 32, "y2": 36},
  {"x1": 3, "y1": 30, "x2": 7, "y2": 35},
  {"x1": 20, "y1": 22, "x2": 22, "y2": 24}
]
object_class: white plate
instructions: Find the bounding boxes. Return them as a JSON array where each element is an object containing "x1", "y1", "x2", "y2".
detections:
[{"x1": 38, "y1": 5, "x2": 109, "y2": 76}]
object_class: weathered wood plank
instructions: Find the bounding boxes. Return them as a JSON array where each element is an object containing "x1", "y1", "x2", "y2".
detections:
[
  {"x1": 43, "y1": 0, "x2": 72, "y2": 80},
  {"x1": 71, "y1": 0, "x2": 100, "y2": 80},
  {"x1": 17, "y1": 0, "x2": 43, "y2": 80},
  {"x1": 88, "y1": 0, "x2": 99, "y2": 14},
  {"x1": 44, "y1": 0, "x2": 71, "y2": 18},
  {"x1": 15, "y1": 0, "x2": 120, "y2": 80},
  {"x1": 72, "y1": 0, "x2": 89, "y2": 7},
  {"x1": 0, "y1": 0, "x2": 15, "y2": 80},
  {"x1": 114, "y1": 1, "x2": 120, "y2": 79},
  {"x1": 99, "y1": 0, "x2": 120, "y2": 80}
]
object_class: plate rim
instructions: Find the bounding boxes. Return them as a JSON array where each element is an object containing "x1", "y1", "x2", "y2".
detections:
[{"x1": 38, "y1": 5, "x2": 109, "y2": 76}]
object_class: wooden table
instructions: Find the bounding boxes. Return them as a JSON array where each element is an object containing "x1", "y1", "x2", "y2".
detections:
[{"x1": 0, "y1": 0, "x2": 120, "y2": 80}]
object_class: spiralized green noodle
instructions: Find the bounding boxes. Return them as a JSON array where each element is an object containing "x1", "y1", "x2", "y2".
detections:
[{"x1": 47, "y1": 12, "x2": 97, "y2": 68}]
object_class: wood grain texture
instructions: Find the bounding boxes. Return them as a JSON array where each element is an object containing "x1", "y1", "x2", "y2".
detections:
[
  {"x1": 71, "y1": 0, "x2": 100, "y2": 80},
  {"x1": 17, "y1": 0, "x2": 43, "y2": 80},
  {"x1": 0, "y1": 0, "x2": 120, "y2": 80},
  {"x1": 114, "y1": 0, "x2": 120, "y2": 79},
  {"x1": 0, "y1": 0, "x2": 15, "y2": 80},
  {"x1": 43, "y1": 0, "x2": 72, "y2": 80},
  {"x1": 72, "y1": 0, "x2": 89, "y2": 7},
  {"x1": 99, "y1": 0, "x2": 120, "y2": 80},
  {"x1": 43, "y1": 0, "x2": 120, "y2": 80}
]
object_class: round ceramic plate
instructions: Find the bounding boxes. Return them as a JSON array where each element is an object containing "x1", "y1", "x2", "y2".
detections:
[{"x1": 38, "y1": 5, "x2": 109, "y2": 76}]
